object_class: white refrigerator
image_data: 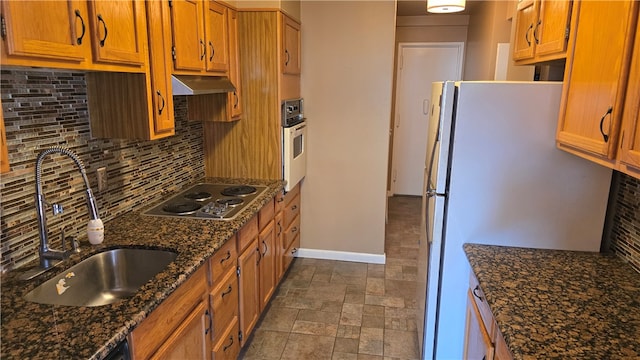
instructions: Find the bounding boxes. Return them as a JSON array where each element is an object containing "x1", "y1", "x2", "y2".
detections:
[{"x1": 416, "y1": 81, "x2": 613, "y2": 360}]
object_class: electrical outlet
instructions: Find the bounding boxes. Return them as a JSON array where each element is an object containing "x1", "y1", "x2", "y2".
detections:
[{"x1": 96, "y1": 167, "x2": 107, "y2": 192}]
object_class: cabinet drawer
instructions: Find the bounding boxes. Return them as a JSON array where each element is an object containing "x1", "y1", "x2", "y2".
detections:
[
  {"x1": 210, "y1": 268, "x2": 239, "y2": 345},
  {"x1": 469, "y1": 272, "x2": 494, "y2": 334},
  {"x1": 259, "y1": 198, "x2": 275, "y2": 230},
  {"x1": 283, "y1": 194, "x2": 300, "y2": 229},
  {"x1": 284, "y1": 215, "x2": 300, "y2": 251},
  {"x1": 210, "y1": 236, "x2": 237, "y2": 285},
  {"x1": 275, "y1": 190, "x2": 286, "y2": 212},
  {"x1": 237, "y1": 216, "x2": 258, "y2": 253},
  {"x1": 212, "y1": 317, "x2": 240, "y2": 360},
  {"x1": 282, "y1": 234, "x2": 300, "y2": 273}
]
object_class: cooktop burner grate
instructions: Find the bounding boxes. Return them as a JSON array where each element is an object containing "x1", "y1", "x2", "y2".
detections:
[
  {"x1": 162, "y1": 202, "x2": 202, "y2": 215},
  {"x1": 183, "y1": 191, "x2": 212, "y2": 201},
  {"x1": 221, "y1": 185, "x2": 257, "y2": 197},
  {"x1": 216, "y1": 197, "x2": 244, "y2": 207}
]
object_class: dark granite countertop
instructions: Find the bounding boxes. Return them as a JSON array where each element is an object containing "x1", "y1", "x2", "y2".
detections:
[
  {"x1": 463, "y1": 243, "x2": 640, "y2": 360},
  {"x1": 1, "y1": 178, "x2": 285, "y2": 360}
]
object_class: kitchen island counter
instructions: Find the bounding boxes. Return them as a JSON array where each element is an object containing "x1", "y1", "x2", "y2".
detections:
[
  {"x1": 463, "y1": 243, "x2": 640, "y2": 359},
  {"x1": 1, "y1": 177, "x2": 285, "y2": 360}
]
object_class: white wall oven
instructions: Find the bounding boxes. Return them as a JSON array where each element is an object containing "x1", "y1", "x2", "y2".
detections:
[{"x1": 282, "y1": 98, "x2": 307, "y2": 192}]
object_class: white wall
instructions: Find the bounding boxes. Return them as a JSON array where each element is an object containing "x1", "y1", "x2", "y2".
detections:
[{"x1": 299, "y1": 1, "x2": 396, "y2": 261}]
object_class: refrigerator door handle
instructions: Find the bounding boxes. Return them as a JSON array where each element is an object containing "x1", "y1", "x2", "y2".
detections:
[{"x1": 426, "y1": 188, "x2": 446, "y2": 198}]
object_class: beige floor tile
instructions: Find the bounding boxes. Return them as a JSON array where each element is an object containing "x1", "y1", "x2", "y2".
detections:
[
  {"x1": 366, "y1": 278, "x2": 385, "y2": 296},
  {"x1": 334, "y1": 337, "x2": 359, "y2": 354},
  {"x1": 292, "y1": 320, "x2": 339, "y2": 336},
  {"x1": 241, "y1": 329, "x2": 288, "y2": 359},
  {"x1": 358, "y1": 327, "x2": 384, "y2": 356},
  {"x1": 365, "y1": 294, "x2": 405, "y2": 308},
  {"x1": 363, "y1": 304, "x2": 385, "y2": 316},
  {"x1": 280, "y1": 333, "x2": 335, "y2": 360},
  {"x1": 356, "y1": 355, "x2": 383, "y2": 360},
  {"x1": 344, "y1": 292, "x2": 365, "y2": 304},
  {"x1": 333, "y1": 352, "x2": 359, "y2": 360},
  {"x1": 337, "y1": 324, "x2": 361, "y2": 339},
  {"x1": 361, "y1": 315, "x2": 385, "y2": 329},
  {"x1": 384, "y1": 329, "x2": 419, "y2": 359},
  {"x1": 257, "y1": 307, "x2": 299, "y2": 332}
]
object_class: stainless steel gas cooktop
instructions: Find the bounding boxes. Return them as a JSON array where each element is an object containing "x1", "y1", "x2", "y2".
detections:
[{"x1": 143, "y1": 183, "x2": 269, "y2": 220}]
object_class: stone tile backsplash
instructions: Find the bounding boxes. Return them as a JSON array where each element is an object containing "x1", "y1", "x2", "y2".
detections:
[
  {"x1": 0, "y1": 69, "x2": 204, "y2": 271},
  {"x1": 610, "y1": 172, "x2": 640, "y2": 273}
]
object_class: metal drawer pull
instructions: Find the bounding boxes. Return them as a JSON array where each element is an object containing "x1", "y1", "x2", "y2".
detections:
[
  {"x1": 599, "y1": 106, "x2": 613, "y2": 142},
  {"x1": 291, "y1": 226, "x2": 298, "y2": 233},
  {"x1": 525, "y1": 23, "x2": 533, "y2": 46},
  {"x1": 220, "y1": 250, "x2": 231, "y2": 264},
  {"x1": 209, "y1": 41, "x2": 214, "y2": 62},
  {"x1": 291, "y1": 204, "x2": 297, "y2": 211},
  {"x1": 156, "y1": 91, "x2": 165, "y2": 115},
  {"x1": 472, "y1": 285, "x2": 484, "y2": 302},
  {"x1": 97, "y1": 14, "x2": 107, "y2": 47},
  {"x1": 75, "y1": 10, "x2": 86, "y2": 45},
  {"x1": 200, "y1": 40, "x2": 205, "y2": 60},
  {"x1": 221, "y1": 285, "x2": 232, "y2": 298},
  {"x1": 291, "y1": 248, "x2": 298, "y2": 254},
  {"x1": 205, "y1": 310, "x2": 212, "y2": 334},
  {"x1": 262, "y1": 240, "x2": 268, "y2": 256},
  {"x1": 223, "y1": 336, "x2": 234, "y2": 352}
]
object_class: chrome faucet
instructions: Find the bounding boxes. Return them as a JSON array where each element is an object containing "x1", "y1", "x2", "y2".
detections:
[{"x1": 35, "y1": 146, "x2": 99, "y2": 269}]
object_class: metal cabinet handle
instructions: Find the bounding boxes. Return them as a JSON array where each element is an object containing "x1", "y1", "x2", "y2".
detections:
[
  {"x1": 97, "y1": 14, "x2": 108, "y2": 47},
  {"x1": 220, "y1": 250, "x2": 231, "y2": 264},
  {"x1": 209, "y1": 41, "x2": 214, "y2": 62},
  {"x1": 291, "y1": 226, "x2": 298, "y2": 234},
  {"x1": 205, "y1": 309, "x2": 212, "y2": 334},
  {"x1": 472, "y1": 285, "x2": 484, "y2": 302},
  {"x1": 223, "y1": 335, "x2": 234, "y2": 352},
  {"x1": 75, "y1": 10, "x2": 86, "y2": 45},
  {"x1": 156, "y1": 91, "x2": 165, "y2": 115},
  {"x1": 233, "y1": 91, "x2": 239, "y2": 108},
  {"x1": 599, "y1": 106, "x2": 613, "y2": 143},
  {"x1": 285, "y1": 49, "x2": 290, "y2": 66},
  {"x1": 291, "y1": 204, "x2": 297, "y2": 211},
  {"x1": 291, "y1": 247, "x2": 298, "y2": 254},
  {"x1": 200, "y1": 40, "x2": 206, "y2": 60},
  {"x1": 277, "y1": 221, "x2": 283, "y2": 236},
  {"x1": 221, "y1": 285, "x2": 232, "y2": 298},
  {"x1": 256, "y1": 246, "x2": 261, "y2": 264},
  {"x1": 262, "y1": 240, "x2": 268, "y2": 256},
  {"x1": 525, "y1": 23, "x2": 533, "y2": 46},
  {"x1": 533, "y1": 20, "x2": 541, "y2": 44}
]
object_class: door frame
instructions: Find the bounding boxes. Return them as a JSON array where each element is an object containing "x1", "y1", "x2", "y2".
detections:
[{"x1": 388, "y1": 42, "x2": 464, "y2": 197}]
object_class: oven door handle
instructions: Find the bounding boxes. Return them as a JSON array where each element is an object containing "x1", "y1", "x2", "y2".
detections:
[{"x1": 292, "y1": 123, "x2": 306, "y2": 136}]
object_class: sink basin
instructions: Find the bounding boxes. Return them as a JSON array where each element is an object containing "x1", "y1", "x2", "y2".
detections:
[{"x1": 24, "y1": 248, "x2": 177, "y2": 307}]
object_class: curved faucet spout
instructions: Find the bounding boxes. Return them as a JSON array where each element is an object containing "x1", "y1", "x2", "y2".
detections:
[{"x1": 35, "y1": 146, "x2": 100, "y2": 269}]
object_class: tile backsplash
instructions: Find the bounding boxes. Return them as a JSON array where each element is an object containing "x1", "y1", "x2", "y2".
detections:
[
  {"x1": 609, "y1": 172, "x2": 640, "y2": 273},
  {"x1": 0, "y1": 69, "x2": 204, "y2": 272}
]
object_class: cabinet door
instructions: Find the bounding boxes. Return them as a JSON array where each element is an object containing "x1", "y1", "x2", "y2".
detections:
[
  {"x1": 238, "y1": 238, "x2": 260, "y2": 346},
  {"x1": 227, "y1": 8, "x2": 242, "y2": 121},
  {"x1": 534, "y1": 0, "x2": 571, "y2": 57},
  {"x1": 204, "y1": 1, "x2": 229, "y2": 73},
  {"x1": 512, "y1": 0, "x2": 538, "y2": 61},
  {"x1": 1, "y1": 0, "x2": 88, "y2": 62},
  {"x1": 150, "y1": 300, "x2": 211, "y2": 360},
  {"x1": 463, "y1": 290, "x2": 495, "y2": 360},
  {"x1": 87, "y1": 0, "x2": 147, "y2": 66},
  {"x1": 170, "y1": 0, "x2": 205, "y2": 71},
  {"x1": 556, "y1": 0, "x2": 636, "y2": 159},
  {"x1": 146, "y1": 0, "x2": 175, "y2": 138},
  {"x1": 259, "y1": 220, "x2": 276, "y2": 311},
  {"x1": 619, "y1": 19, "x2": 640, "y2": 173},
  {"x1": 282, "y1": 14, "x2": 301, "y2": 75},
  {"x1": 275, "y1": 211, "x2": 284, "y2": 281}
]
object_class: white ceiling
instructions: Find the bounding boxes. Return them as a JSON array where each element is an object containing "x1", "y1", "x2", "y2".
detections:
[{"x1": 396, "y1": 0, "x2": 481, "y2": 16}]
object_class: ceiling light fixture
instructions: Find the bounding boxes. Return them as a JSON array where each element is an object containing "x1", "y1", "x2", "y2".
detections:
[{"x1": 426, "y1": 0, "x2": 466, "y2": 13}]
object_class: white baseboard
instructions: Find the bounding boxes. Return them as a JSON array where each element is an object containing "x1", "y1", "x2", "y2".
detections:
[{"x1": 296, "y1": 248, "x2": 386, "y2": 264}]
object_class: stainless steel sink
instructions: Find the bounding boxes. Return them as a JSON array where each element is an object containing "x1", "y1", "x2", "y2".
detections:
[{"x1": 24, "y1": 248, "x2": 177, "y2": 307}]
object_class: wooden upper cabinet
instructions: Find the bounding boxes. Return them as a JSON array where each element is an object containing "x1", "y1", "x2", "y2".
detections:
[
  {"x1": 170, "y1": 0, "x2": 206, "y2": 72},
  {"x1": 618, "y1": 18, "x2": 640, "y2": 176},
  {"x1": 227, "y1": 7, "x2": 242, "y2": 121},
  {"x1": 556, "y1": 0, "x2": 637, "y2": 161},
  {"x1": 281, "y1": 14, "x2": 301, "y2": 75},
  {"x1": 513, "y1": 0, "x2": 538, "y2": 61},
  {"x1": 513, "y1": 0, "x2": 572, "y2": 64},
  {"x1": 204, "y1": 1, "x2": 229, "y2": 73},
  {"x1": 0, "y1": 0, "x2": 90, "y2": 63},
  {"x1": 86, "y1": 0, "x2": 148, "y2": 66},
  {"x1": 146, "y1": 0, "x2": 175, "y2": 138}
]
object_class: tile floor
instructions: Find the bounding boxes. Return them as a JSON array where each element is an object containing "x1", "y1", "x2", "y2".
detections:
[{"x1": 239, "y1": 196, "x2": 422, "y2": 360}]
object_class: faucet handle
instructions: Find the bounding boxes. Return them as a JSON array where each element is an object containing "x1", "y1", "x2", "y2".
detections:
[
  {"x1": 52, "y1": 203, "x2": 64, "y2": 215},
  {"x1": 60, "y1": 227, "x2": 80, "y2": 255}
]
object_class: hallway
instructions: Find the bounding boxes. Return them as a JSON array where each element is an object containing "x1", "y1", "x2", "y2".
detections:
[{"x1": 239, "y1": 196, "x2": 422, "y2": 359}]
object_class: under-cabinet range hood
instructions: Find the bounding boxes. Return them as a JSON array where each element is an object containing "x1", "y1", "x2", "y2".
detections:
[{"x1": 171, "y1": 75, "x2": 236, "y2": 95}]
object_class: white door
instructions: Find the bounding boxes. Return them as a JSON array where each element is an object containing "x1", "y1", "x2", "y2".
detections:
[{"x1": 391, "y1": 43, "x2": 463, "y2": 196}]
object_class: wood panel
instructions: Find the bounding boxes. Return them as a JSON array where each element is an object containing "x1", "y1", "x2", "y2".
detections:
[
  {"x1": 619, "y1": 19, "x2": 640, "y2": 175},
  {"x1": 203, "y1": 11, "x2": 281, "y2": 179},
  {"x1": 237, "y1": 237, "x2": 260, "y2": 346}
]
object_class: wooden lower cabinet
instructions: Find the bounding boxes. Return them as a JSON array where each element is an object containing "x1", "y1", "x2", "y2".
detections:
[
  {"x1": 212, "y1": 317, "x2": 240, "y2": 359},
  {"x1": 237, "y1": 235, "x2": 261, "y2": 346},
  {"x1": 463, "y1": 272, "x2": 513, "y2": 360},
  {"x1": 258, "y1": 219, "x2": 277, "y2": 310},
  {"x1": 129, "y1": 266, "x2": 209, "y2": 360}
]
